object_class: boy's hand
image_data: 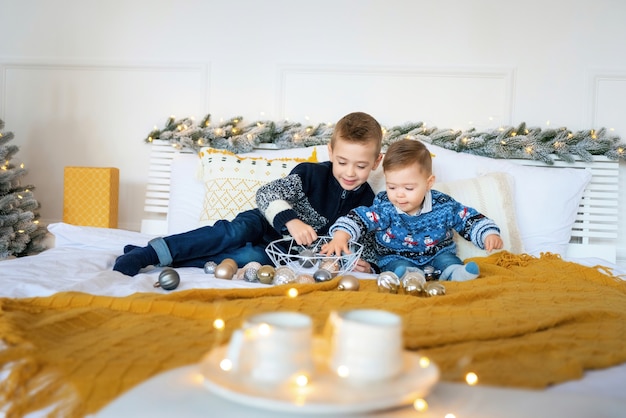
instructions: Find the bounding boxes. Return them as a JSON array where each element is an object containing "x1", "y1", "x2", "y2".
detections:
[
  {"x1": 320, "y1": 230, "x2": 352, "y2": 256},
  {"x1": 286, "y1": 219, "x2": 318, "y2": 246},
  {"x1": 484, "y1": 234, "x2": 504, "y2": 253}
]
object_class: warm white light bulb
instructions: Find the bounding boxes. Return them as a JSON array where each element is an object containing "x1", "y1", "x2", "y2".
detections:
[
  {"x1": 413, "y1": 398, "x2": 428, "y2": 412},
  {"x1": 466, "y1": 372, "x2": 478, "y2": 385},
  {"x1": 220, "y1": 359, "x2": 233, "y2": 371}
]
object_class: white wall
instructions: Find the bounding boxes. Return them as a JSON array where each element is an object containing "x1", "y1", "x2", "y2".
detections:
[{"x1": 1, "y1": 0, "x2": 625, "y2": 262}]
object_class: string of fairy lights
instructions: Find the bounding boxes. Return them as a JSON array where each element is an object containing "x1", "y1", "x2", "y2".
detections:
[{"x1": 145, "y1": 114, "x2": 626, "y2": 164}]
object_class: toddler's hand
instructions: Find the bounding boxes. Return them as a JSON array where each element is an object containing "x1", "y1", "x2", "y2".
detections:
[
  {"x1": 484, "y1": 234, "x2": 504, "y2": 253},
  {"x1": 320, "y1": 231, "x2": 351, "y2": 257},
  {"x1": 352, "y1": 258, "x2": 372, "y2": 273}
]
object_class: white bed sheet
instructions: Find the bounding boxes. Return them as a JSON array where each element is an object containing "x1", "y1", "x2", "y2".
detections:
[
  {"x1": 2, "y1": 222, "x2": 626, "y2": 414},
  {"x1": 3, "y1": 223, "x2": 625, "y2": 299}
]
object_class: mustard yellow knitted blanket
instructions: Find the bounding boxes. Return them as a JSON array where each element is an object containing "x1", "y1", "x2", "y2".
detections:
[{"x1": 1, "y1": 252, "x2": 626, "y2": 417}]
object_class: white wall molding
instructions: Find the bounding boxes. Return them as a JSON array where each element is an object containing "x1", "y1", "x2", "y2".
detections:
[
  {"x1": 277, "y1": 65, "x2": 516, "y2": 129},
  {"x1": 587, "y1": 70, "x2": 626, "y2": 131},
  {"x1": 0, "y1": 60, "x2": 210, "y2": 118}
]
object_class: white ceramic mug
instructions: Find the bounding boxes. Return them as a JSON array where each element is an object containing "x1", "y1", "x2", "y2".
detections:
[
  {"x1": 226, "y1": 311, "x2": 314, "y2": 383},
  {"x1": 327, "y1": 309, "x2": 404, "y2": 382}
]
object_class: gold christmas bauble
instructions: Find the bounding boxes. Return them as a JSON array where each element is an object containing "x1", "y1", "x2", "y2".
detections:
[
  {"x1": 221, "y1": 258, "x2": 238, "y2": 271},
  {"x1": 256, "y1": 265, "x2": 276, "y2": 284},
  {"x1": 295, "y1": 274, "x2": 315, "y2": 284},
  {"x1": 337, "y1": 275, "x2": 360, "y2": 291},
  {"x1": 424, "y1": 282, "x2": 446, "y2": 297},
  {"x1": 377, "y1": 271, "x2": 400, "y2": 294},
  {"x1": 214, "y1": 260, "x2": 237, "y2": 280}
]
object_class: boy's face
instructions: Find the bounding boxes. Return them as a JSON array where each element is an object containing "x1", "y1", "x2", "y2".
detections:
[
  {"x1": 327, "y1": 139, "x2": 382, "y2": 191},
  {"x1": 385, "y1": 163, "x2": 435, "y2": 216}
]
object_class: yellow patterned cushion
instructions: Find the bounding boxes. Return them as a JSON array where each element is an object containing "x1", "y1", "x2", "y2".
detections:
[
  {"x1": 63, "y1": 167, "x2": 119, "y2": 228},
  {"x1": 198, "y1": 147, "x2": 317, "y2": 225}
]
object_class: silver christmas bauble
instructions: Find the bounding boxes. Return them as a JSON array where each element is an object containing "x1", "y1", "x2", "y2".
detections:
[
  {"x1": 298, "y1": 249, "x2": 318, "y2": 269},
  {"x1": 377, "y1": 271, "x2": 400, "y2": 294},
  {"x1": 313, "y1": 268, "x2": 333, "y2": 282},
  {"x1": 239, "y1": 261, "x2": 262, "y2": 282},
  {"x1": 423, "y1": 265, "x2": 441, "y2": 281},
  {"x1": 203, "y1": 261, "x2": 217, "y2": 274},
  {"x1": 154, "y1": 268, "x2": 180, "y2": 291},
  {"x1": 273, "y1": 266, "x2": 297, "y2": 285},
  {"x1": 337, "y1": 275, "x2": 360, "y2": 291}
]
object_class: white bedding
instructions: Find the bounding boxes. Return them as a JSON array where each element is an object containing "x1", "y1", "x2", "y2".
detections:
[
  {"x1": 2, "y1": 140, "x2": 625, "y2": 416},
  {"x1": 3, "y1": 222, "x2": 624, "y2": 299},
  {"x1": 2, "y1": 222, "x2": 626, "y2": 417}
]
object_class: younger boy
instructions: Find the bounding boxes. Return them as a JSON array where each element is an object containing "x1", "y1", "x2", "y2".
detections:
[
  {"x1": 113, "y1": 112, "x2": 383, "y2": 276},
  {"x1": 321, "y1": 138, "x2": 503, "y2": 281}
]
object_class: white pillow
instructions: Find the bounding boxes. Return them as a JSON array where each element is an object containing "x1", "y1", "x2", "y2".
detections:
[
  {"x1": 197, "y1": 147, "x2": 318, "y2": 226},
  {"x1": 435, "y1": 172, "x2": 524, "y2": 260},
  {"x1": 167, "y1": 147, "x2": 326, "y2": 234},
  {"x1": 424, "y1": 143, "x2": 592, "y2": 256}
]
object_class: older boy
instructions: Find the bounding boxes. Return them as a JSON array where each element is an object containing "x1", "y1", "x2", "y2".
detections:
[
  {"x1": 113, "y1": 112, "x2": 383, "y2": 276},
  {"x1": 322, "y1": 138, "x2": 503, "y2": 281}
]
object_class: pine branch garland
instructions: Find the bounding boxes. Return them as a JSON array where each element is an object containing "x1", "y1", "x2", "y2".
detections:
[{"x1": 144, "y1": 115, "x2": 626, "y2": 164}]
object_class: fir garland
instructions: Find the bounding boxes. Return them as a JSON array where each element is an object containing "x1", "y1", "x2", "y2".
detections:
[{"x1": 145, "y1": 115, "x2": 626, "y2": 164}]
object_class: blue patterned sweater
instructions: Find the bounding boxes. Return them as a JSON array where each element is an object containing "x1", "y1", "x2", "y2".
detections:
[{"x1": 330, "y1": 189, "x2": 501, "y2": 268}]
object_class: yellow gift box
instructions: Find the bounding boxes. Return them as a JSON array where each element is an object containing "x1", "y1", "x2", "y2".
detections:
[{"x1": 63, "y1": 167, "x2": 119, "y2": 228}]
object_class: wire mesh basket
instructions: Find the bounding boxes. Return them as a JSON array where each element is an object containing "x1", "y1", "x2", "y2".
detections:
[{"x1": 265, "y1": 236, "x2": 363, "y2": 276}]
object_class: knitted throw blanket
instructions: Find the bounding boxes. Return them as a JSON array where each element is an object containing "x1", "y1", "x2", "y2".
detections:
[{"x1": 1, "y1": 252, "x2": 626, "y2": 417}]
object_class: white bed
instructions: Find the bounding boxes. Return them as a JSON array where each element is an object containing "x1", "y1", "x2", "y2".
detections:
[{"x1": 1, "y1": 141, "x2": 625, "y2": 418}]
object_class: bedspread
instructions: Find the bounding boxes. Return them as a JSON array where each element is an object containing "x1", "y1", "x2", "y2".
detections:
[{"x1": 1, "y1": 252, "x2": 626, "y2": 417}]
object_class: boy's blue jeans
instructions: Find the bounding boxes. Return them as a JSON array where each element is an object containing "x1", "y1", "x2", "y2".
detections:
[{"x1": 149, "y1": 209, "x2": 281, "y2": 268}]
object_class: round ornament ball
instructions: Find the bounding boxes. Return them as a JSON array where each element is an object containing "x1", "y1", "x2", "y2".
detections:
[
  {"x1": 401, "y1": 272, "x2": 426, "y2": 296},
  {"x1": 298, "y1": 249, "x2": 318, "y2": 269},
  {"x1": 295, "y1": 274, "x2": 315, "y2": 284},
  {"x1": 203, "y1": 261, "x2": 217, "y2": 274},
  {"x1": 154, "y1": 268, "x2": 180, "y2": 291},
  {"x1": 240, "y1": 261, "x2": 262, "y2": 281},
  {"x1": 337, "y1": 275, "x2": 359, "y2": 291},
  {"x1": 377, "y1": 271, "x2": 400, "y2": 294},
  {"x1": 214, "y1": 261, "x2": 236, "y2": 280},
  {"x1": 319, "y1": 259, "x2": 340, "y2": 274},
  {"x1": 424, "y1": 282, "x2": 446, "y2": 297},
  {"x1": 273, "y1": 266, "x2": 296, "y2": 285},
  {"x1": 313, "y1": 268, "x2": 333, "y2": 282},
  {"x1": 256, "y1": 265, "x2": 276, "y2": 284}
]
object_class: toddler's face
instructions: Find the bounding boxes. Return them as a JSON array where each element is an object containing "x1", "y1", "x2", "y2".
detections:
[
  {"x1": 385, "y1": 163, "x2": 435, "y2": 215},
  {"x1": 327, "y1": 140, "x2": 381, "y2": 191}
]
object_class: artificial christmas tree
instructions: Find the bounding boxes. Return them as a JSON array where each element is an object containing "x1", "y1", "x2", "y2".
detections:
[{"x1": 0, "y1": 119, "x2": 47, "y2": 259}]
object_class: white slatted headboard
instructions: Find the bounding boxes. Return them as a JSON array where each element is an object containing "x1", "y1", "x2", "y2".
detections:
[
  {"x1": 140, "y1": 140, "x2": 194, "y2": 235},
  {"x1": 141, "y1": 141, "x2": 620, "y2": 261}
]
